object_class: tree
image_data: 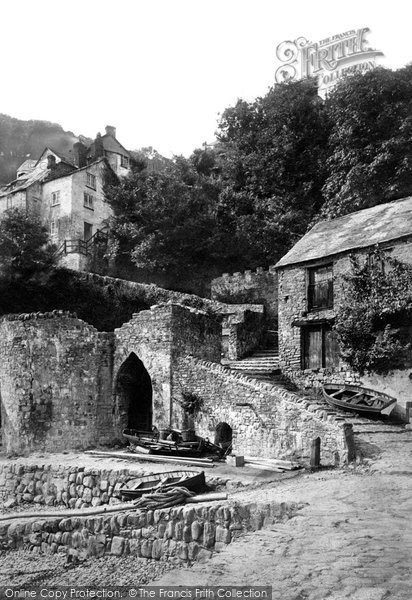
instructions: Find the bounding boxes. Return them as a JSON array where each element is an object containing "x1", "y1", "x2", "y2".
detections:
[
  {"x1": 318, "y1": 65, "x2": 412, "y2": 220},
  {"x1": 216, "y1": 78, "x2": 329, "y2": 265},
  {"x1": 106, "y1": 159, "x2": 225, "y2": 290},
  {"x1": 0, "y1": 208, "x2": 57, "y2": 280}
]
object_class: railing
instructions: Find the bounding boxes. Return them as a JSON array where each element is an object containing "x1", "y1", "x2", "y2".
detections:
[
  {"x1": 307, "y1": 280, "x2": 333, "y2": 311},
  {"x1": 56, "y1": 229, "x2": 109, "y2": 258}
]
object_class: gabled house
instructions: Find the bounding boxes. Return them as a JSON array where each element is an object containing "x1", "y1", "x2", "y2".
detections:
[
  {"x1": 275, "y1": 196, "x2": 412, "y2": 418},
  {"x1": 0, "y1": 126, "x2": 132, "y2": 270}
]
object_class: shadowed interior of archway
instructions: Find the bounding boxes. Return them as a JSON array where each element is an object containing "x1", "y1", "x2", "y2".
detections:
[
  {"x1": 115, "y1": 353, "x2": 153, "y2": 431},
  {"x1": 214, "y1": 421, "x2": 232, "y2": 446}
]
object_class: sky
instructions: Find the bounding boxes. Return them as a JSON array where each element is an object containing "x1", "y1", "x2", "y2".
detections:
[{"x1": 0, "y1": 0, "x2": 410, "y2": 157}]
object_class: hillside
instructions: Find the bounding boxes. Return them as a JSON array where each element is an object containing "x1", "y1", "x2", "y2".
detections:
[{"x1": 0, "y1": 114, "x2": 80, "y2": 184}]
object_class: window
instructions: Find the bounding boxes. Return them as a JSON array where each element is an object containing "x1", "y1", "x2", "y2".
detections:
[
  {"x1": 51, "y1": 191, "x2": 60, "y2": 206},
  {"x1": 86, "y1": 172, "x2": 96, "y2": 190},
  {"x1": 50, "y1": 220, "x2": 58, "y2": 236},
  {"x1": 84, "y1": 192, "x2": 94, "y2": 210},
  {"x1": 121, "y1": 155, "x2": 130, "y2": 168},
  {"x1": 307, "y1": 264, "x2": 333, "y2": 311},
  {"x1": 6, "y1": 196, "x2": 13, "y2": 209},
  {"x1": 302, "y1": 324, "x2": 340, "y2": 370}
]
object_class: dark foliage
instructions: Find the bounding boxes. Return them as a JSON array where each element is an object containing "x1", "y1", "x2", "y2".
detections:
[{"x1": 334, "y1": 249, "x2": 412, "y2": 374}]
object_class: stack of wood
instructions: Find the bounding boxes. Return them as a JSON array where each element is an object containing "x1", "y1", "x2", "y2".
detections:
[
  {"x1": 86, "y1": 449, "x2": 217, "y2": 468},
  {"x1": 241, "y1": 456, "x2": 302, "y2": 473}
]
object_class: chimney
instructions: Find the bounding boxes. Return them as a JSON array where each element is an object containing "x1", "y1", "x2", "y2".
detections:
[
  {"x1": 105, "y1": 125, "x2": 116, "y2": 138},
  {"x1": 47, "y1": 154, "x2": 56, "y2": 169},
  {"x1": 73, "y1": 141, "x2": 88, "y2": 168},
  {"x1": 94, "y1": 132, "x2": 104, "y2": 159}
]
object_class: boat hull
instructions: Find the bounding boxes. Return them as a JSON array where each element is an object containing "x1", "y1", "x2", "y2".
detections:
[
  {"x1": 322, "y1": 384, "x2": 397, "y2": 416},
  {"x1": 119, "y1": 470, "x2": 206, "y2": 500}
]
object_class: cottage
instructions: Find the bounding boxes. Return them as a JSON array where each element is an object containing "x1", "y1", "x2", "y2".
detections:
[
  {"x1": 0, "y1": 126, "x2": 132, "y2": 270},
  {"x1": 275, "y1": 196, "x2": 412, "y2": 419}
]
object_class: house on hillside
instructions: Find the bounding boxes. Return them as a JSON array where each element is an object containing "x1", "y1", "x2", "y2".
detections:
[
  {"x1": 275, "y1": 196, "x2": 412, "y2": 419},
  {"x1": 0, "y1": 126, "x2": 132, "y2": 270}
]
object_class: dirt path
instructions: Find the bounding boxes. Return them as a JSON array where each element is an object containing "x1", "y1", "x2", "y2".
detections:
[{"x1": 154, "y1": 429, "x2": 412, "y2": 600}]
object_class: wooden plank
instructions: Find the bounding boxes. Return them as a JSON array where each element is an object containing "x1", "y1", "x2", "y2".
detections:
[{"x1": 85, "y1": 450, "x2": 215, "y2": 468}]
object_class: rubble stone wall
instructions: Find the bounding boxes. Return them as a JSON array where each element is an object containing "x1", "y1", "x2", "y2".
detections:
[
  {"x1": 0, "y1": 487, "x2": 302, "y2": 564},
  {"x1": 211, "y1": 267, "x2": 278, "y2": 323},
  {"x1": 173, "y1": 356, "x2": 354, "y2": 465},
  {"x1": 0, "y1": 464, "x2": 229, "y2": 509},
  {"x1": 0, "y1": 312, "x2": 114, "y2": 455}
]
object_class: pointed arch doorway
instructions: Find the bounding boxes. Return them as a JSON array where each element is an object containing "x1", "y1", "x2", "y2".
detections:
[{"x1": 115, "y1": 353, "x2": 153, "y2": 431}]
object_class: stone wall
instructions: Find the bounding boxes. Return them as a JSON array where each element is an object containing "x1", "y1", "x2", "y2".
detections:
[
  {"x1": 172, "y1": 356, "x2": 354, "y2": 465},
  {"x1": 0, "y1": 311, "x2": 114, "y2": 455},
  {"x1": 0, "y1": 463, "x2": 228, "y2": 509},
  {"x1": 0, "y1": 493, "x2": 302, "y2": 563},
  {"x1": 211, "y1": 267, "x2": 278, "y2": 323},
  {"x1": 226, "y1": 310, "x2": 268, "y2": 361}
]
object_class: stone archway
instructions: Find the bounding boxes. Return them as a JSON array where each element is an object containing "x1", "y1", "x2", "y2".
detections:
[
  {"x1": 115, "y1": 353, "x2": 153, "y2": 431},
  {"x1": 214, "y1": 421, "x2": 233, "y2": 448}
]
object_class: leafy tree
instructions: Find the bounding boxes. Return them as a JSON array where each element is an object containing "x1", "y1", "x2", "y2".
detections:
[
  {"x1": 318, "y1": 65, "x2": 412, "y2": 220},
  {"x1": 216, "y1": 78, "x2": 329, "y2": 264},
  {"x1": 106, "y1": 159, "x2": 224, "y2": 288},
  {"x1": 0, "y1": 208, "x2": 57, "y2": 280}
]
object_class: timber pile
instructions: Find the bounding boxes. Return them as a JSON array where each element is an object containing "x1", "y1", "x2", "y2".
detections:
[
  {"x1": 85, "y1": 449, "x2": 216, "y2": 468},
  {"x1": 241, "y1": 456, "x2": 302, "y2": 473}
]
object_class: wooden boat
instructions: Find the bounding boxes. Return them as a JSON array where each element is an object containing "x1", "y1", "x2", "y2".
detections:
[
  {"x1": 119, "y1": 469, "x2": 206, "y2": 500},
  {"x1": 322, "y1": 383, "x2": 397, "y2": 415},
  {"x1": 122, "y1": 428, "x2": 224, "y2": 459}
]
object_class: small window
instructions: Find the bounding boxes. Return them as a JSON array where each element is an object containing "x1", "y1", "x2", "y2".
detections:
[
  {"x1": 121, "y1": 155, "x2": 129, "y2": 168},
  {"x1": 86, "y1": 172, "x2": 96, "y2": 190},
  {"x1": 308, "y1": 264, "x2": 333, "y2": 311},
  {"x1": 50, "y1": 220, "x2": 58, "y2": 236},
  {"x1": 84, "y1": 192, "x2": 94, "y2": 210},
  {"x1": 6, "y1": 196, "x2": 13, "y2": 209},
  {"x1": 302, "y1": 324, "x2": 340, "y2": 370},
  {"x1": 51, "y1": 191, "x2": 60, "y2": 206}
]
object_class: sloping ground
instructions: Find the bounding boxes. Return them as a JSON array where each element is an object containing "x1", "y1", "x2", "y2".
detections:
[{"x1": 155, "y1": 430, "x2": 412, "y2": 599}]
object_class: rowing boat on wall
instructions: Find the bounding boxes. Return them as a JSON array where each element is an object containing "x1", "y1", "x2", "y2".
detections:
[
  {"x1": 119, "y1": 470, "x2": 206, "y2": 500},
  {"x1": 322, "y1": 384, "x2": 397, "y2": 415}
]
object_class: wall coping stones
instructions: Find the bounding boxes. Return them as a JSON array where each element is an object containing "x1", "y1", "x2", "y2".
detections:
[{"x1": 0, "y1": 309, "x2": 79, "y2": 323}]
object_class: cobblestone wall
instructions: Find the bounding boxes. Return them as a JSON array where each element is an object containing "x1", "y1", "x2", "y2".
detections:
[
  {"x1": 0, "y1": 312, "x2": 114, "y2": 455},
  {"x1": 0, "y1": 464, "x2": 230, "y2": 509},
  {"x1": 211, "y1": 267, "x2": 278, "y2": 323},
  {"x1": 0, "y1": 487, "x2": 302, "y2": 564},
  {"x1": 173, "y1": 356, "x2": 354, "y2": 465}
]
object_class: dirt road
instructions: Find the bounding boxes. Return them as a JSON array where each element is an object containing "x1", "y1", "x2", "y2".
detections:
[{"x1": 154, "y1": 428, "x2": 412, "y2": 600}]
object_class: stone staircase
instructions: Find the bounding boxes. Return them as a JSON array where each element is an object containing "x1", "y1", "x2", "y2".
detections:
[{"x1": 222, "y1": 342, "x2": 290, "y2": 386}]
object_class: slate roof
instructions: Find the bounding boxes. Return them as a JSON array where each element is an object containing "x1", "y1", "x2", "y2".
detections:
[
  {"x1": 275, "y1": 196, "x2": 412, "y2": 268},
  {"x1": 17, "y1": 159, "x2": 37, "y2": 174},
  {"x1": 87, "y1": 133, "x2": 131, "y2": 159}
]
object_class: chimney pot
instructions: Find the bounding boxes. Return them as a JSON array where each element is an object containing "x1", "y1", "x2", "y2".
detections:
[
  {"x1": 47, "y1": 154, "x2": 56, "y2": 169},
  {"x1": 105, "y1": 125, "x2": 116, "y2": 138}
]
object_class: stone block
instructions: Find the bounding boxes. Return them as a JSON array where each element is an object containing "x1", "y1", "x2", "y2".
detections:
[
  {"x1": 110, "y1": 536, "x2": 125, "y2": 556},
  {"x1": 140, "y1": 539, "x2": 152, "y2": 558},
  {"x1": 188, "y1": 541, "x2": 199, "y2": 560},
  {"x1": 197, "y1": 548, "x2": 212, "y2": 563},
  {"x1": 215, "y1": 526, "x2": 231, "y2": 544},
  {"x1": 151, "y1": 538, "x2": 163, "y2": 560},
  {"x1": 203, "y1": 522, "x2": 215, "y2": 548},
  {"x1": 191, "y1": 520, "x2": 203, "y2": 541}
]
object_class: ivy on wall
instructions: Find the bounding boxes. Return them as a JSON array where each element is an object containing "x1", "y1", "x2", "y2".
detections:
[{"x1": 334, "y1": 249, "x2": 412, "y2": 374}]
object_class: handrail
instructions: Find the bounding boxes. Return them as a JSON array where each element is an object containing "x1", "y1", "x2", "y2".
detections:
[{"x1": 56, "y1": 228, "x2": 109, "y2": 257}]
